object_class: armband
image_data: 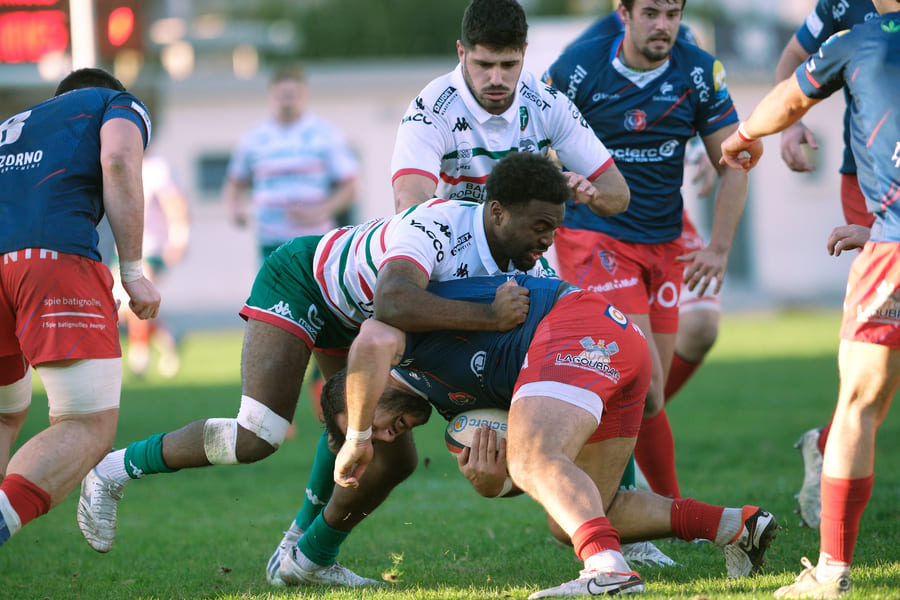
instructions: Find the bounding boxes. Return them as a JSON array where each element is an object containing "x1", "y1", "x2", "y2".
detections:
[
  {"x1": 737, "y1": 122, "x2": 756, "y2": 143},
  {"x1": 119, "y1": 260, "x2": 144, "y2": 283},
  {"x1": 345, "y1": 426, "x2": 372, "y2": 443}
]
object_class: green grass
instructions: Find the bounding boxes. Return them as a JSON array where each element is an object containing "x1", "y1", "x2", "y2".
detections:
[{"x1": 3, "y1": 310, "x2": 899, "y2": 599}]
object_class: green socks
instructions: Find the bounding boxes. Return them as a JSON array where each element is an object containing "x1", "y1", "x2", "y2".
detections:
[{"x1": 295, "y1": 430, "x2": 337, "y2": 531}]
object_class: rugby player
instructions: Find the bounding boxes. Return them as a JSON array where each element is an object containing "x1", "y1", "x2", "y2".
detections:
[{"x1": 720, "y1": 4, "x2": 900, "y2": 594}]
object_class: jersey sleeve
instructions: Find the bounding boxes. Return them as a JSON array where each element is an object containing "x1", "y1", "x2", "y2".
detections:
[
  {"x1": 693, "y1": 54, "x2": 739, "y2": 138},
  {"x1": 380, "y1": 204, "x2": 455, "y2": 278},
  {"x1": 546, "y1": 89, "x2": 613, "y2": 181},
  {"x1": 795, "y1": 0, "x2": 839, "y2": 54},
  {"x1": 390, "y1": 95, "x2": 452, "y2": 184},
  {"x1": 225, "y1": 130, "x2": 254, "y2": 183},
  {"x1": 104, "y1": 92, "x2": 152, "y2": 148},
  {"x1": 795, "y1": 30, "x2": 854, "y2": 101}
]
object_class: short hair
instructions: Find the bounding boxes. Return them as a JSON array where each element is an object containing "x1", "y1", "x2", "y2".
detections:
[
  {"x1": 461, "y1": 0, "x2": 528, "y2": 51},
  {"x1": 320, "y1": 369, "x2": 433, "y2": 447},
  {"x1": 485, "y1": 152, "x2": 570, "y2": 209},
  {"x1": 269, "y1": 64, "x2": 306, "y2": 86},
  {"x1": 620, "y1": 0, "x2": 686, "y2": 13},
  {"x1": 54, "y1": 68, "x2": 126, "y2": 96}
]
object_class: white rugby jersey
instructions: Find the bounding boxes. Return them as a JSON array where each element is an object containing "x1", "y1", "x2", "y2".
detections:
[
  {"x1": 313, "y1": 199, "x2": 553, "y2": 328},
  {"x1": 390, "y1": 65, "x2": 613, "y2": 203}
]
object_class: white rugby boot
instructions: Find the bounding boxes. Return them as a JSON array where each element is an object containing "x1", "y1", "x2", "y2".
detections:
[
  {"x1": 265, "y1": 522, "x2": 304, "y2": 586},
  {"x1": 528, "y1": 569, "x2": 644, "y2": 598},
  {"x1": 722, "y1": 506, "x2": 779, "y2": 577},
  {"x1": 794, "y1": 428, "x2": 823, "y2": 528},
  {"x1": 77, "y1": 467, "x2": 126, "y2": 553},
  {"x1": 277, "y1": 545, "x2": 383, "y2": 587}
]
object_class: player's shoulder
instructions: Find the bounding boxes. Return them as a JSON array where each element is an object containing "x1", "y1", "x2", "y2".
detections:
[
  {"x1": 410, "y1": 71, "x2": 463, "y2": 117},
  {"x1": 518, "y1": 69, "x2": 574, "y2": 112}
]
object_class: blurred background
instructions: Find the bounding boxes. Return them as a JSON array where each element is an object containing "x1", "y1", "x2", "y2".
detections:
[{"x1": 0, "y1": 0, "x2": 848, "y2": 332}]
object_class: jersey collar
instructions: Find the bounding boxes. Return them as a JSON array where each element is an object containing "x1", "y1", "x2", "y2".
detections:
[
  {"x1": 472, "y1": 201, "x2": 505, "y2": 273},
  {"x1": 610, "y1": 33, "x2": 671, "y2": 88}
]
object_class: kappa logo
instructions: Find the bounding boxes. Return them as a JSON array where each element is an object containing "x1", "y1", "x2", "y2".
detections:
[
  {"x1": 269, "y1": 301, "x2": 294, "y2": 318},
  {"x1": 452, "y1": 117, "x2": 471, "y2": 132},
  {"x1": 624, "y1": 109, "x2": 647, "y2": 132},
  {"x1": 0, "y1": 110, "x2": 31, "y2": 148}
]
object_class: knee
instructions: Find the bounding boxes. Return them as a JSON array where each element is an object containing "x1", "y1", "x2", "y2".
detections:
[
  {"x1": 204, "y1": 396, "x2": 291, "y2": 465},
  {"x1": 677, "y1": 310, "x2": 719, "y2": 356}
]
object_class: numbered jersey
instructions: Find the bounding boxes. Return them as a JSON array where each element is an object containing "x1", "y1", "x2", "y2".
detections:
[
  {"x1": 391, "y1": 66, "x2": 613, "y2": 203},
  {"x1": 313, "y1": 200, "x2": 554, "y2": 328},
  {"x1": 0, "y1": 88, "x2": 151, "y2": 260},
  {"x1": 546, "y1": 35, "x2": 737, "y2": 243}
]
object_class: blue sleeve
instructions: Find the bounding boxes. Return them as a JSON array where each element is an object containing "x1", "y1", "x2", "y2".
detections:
[
  {"x1": 689, "y1": 50, "x2": 739, "y2": 136},
  {"x1": 795, "y1": 31, "x2": 853, "y2": 101},
  {"x1": 104, "y1": 91, "x2": 152, "y2": 148},
  {"x1": 795, "y1": 0, "x2": 837, "y2": 54}
]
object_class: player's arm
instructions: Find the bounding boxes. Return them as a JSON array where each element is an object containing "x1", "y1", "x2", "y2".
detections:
[
  {"x1": 223, "y1": 177, "x2": 251, "y2": 227},
  {"x1": 775, "y1": 35, "x2": 819, "y2": 172},
  {"x1": 720, "y1": 75, "x2": 822, "y2": 171},
  {"x1": 393, "y1": 172, "x2": 438, "y2": 213},
  {"x1": 679, "y1": 123, "x2": 747, "y2": 296},
  {"x1": 374, "y1": 260, "x2": 529, "y2": 332},
  {"x1": 159, "y1": 176, "x2": 190, "y2": 266},
  {"x1": 565, "y1": 161, "x2": 630, "y2": 217},
  {"x1": 334, "y1": 318, "x2": 407, "y2": 487},
  {"x1": 101, "y1": 118, "x2": 160, "y2": 320}
]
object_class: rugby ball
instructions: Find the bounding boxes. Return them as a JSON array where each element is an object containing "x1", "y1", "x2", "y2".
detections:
[{"x1": 445, "y1": 408, "x2": 509, "y2": 454}]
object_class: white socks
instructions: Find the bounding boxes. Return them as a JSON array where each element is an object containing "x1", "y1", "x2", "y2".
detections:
[{"x1": 585, "y1": 549, "x2": 631, "y2": 574}]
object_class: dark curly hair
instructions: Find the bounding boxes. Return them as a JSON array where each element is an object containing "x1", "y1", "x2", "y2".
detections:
[
  {"x1": 461, "y1": 0, "x2": 528, "y2": 51},
  {"x1": 485, "y1": 152, "x2": 570, "y2": 209}
]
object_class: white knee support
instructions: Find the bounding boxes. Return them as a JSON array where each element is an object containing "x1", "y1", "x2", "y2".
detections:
[
  {"x1": 203, "y1": 418, "x2": 239, "y2": 465},
  {"x1": 236, "y1": 395, "x2": 290, "y2": 450},
  {"x1": 0, "y1": 371, "x2": 32, "y2": 414},
  {"x1": 36, "y1": 358, "x2": 121, "y2": 417},
  {"x1": 202, "y1": 396, "x2": 290, "y2": 465}
]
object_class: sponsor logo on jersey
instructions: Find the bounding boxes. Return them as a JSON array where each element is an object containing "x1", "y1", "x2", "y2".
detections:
[
  {"x1": 519, "y1": 106, "x2": 529, "y2": 131},
  {"x1": 450, "y1": 232, "x2": 473, "y2": 256},
  {"x1": 433, "y1": 86, "x2": 457, "y2": 114},
  {"x1": 624, "y1": 109, "x2": 647, "y2": 132},
  {"x1": 592, "y1": 91, "x2": 620, "y2": 102},
  {"x1": 587, "y1": 277, "x2": 639, "y2": 293},
  {"x1": 566, "y1": 64, "x2": 588, "y2": 100},
  {"x1": 131, "y1": 101, "x2": 152, "y2": 142},
  {"x1": 446, "y1": 182, "x2": 486, "y2": 202},
  {"x1": 519, "y1": 137, "x2": 538, "y2": 152},
  {"x1": 610, "y1": 139, "x2": 680, "y2": 163},
  {"x1": 805, "y1": 10, "x2": 825, "y2": 38},
  {"x1": 452, "y1": 117, "x2": 471, "y2": 132},
  {"x1": 415, "y1": 96, "x2": 425, "y2": 110},
  {"x1": 554, "y1": 336, "x2": 621, "y2": 382},
  {"x1": 882, "y1": 19, "x2": 900, "y2": 33},
  {"x1": 892, "y1": 142, "x2": 900, "y2": 168},
  {"x1": 401, "y1": 112, "x2": 433, "y2": 125},
  {"x1": 408, "y1": 219, "x2": 447, "y2": 261},
  {"x1": 456, "y1": 142, "x2": 473, "y2": 166},
  {"x1": 470, "y1": 350, "x2": 485, "y2": 379},
  {"x1": 0, "y1": 110, "x2": 31, "y2": 148},
  {"x1": 448, "y1": 391, "x2": 477, "y2": 406},
  {"x1": 0, "y1": 149, "x2": 43, "y2": 171},
  {"x1": 713, "y1": 60, "x2": 727, "y2": 92},
  {"x1": 269, "y1": 301, "x2": 294, "y2": 318},
  {"x1": 519, "y1": 82, "x2": 550, "y2": 111},
  {"x1": 690, "y1": 66, "x2": 711, "y2": 103},
  {"x1": 857, "y1": 280, "x2": 900, "y2": 324},
  {"x1": 454, "y1": 263, "x2": 470, "y2": 278},
  {"x1": 599, "y1": 249, "x2": 617, "y2": 274},
  {"x1": 652, "y1": 80, "x2": 680, "y2": 102}
]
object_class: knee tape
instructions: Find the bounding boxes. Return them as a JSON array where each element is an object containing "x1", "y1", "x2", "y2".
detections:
[
  {"x1": 36, "y1": 358, "x2": 121, "y2": 417},
  {"x1": 236, "y1": 395, "x2": 290, "y2": 449},
  {"x1": 203, "y1": 418, "x2": 239, "y2": 465},
  {"x1": 0, "y1": 370, "x2": 31, "y2": 414}
]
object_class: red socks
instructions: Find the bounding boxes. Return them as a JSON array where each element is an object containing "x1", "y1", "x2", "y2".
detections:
[
  {"x1": 572, "y1": 516, "x2": 621, "y2": 560},
  {"x1": 670, "y1": 497, "x2": 725, "y2": 542},
  {"x1": 634, "y1": 410, "x2": 681, "y2": 498},
  {"x1": 820, "y1": 473, "x2": 873, "y2": 564},
  {"x1": 1, "y1": 474, "x2": 51, "y2": 527},
  {"x1": 664, "y1": 353, "x2": 701, "y2": 401}
]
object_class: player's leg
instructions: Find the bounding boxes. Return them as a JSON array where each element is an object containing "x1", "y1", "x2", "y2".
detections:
[
  {"x1": 666, "y1": 303, "x2": 719, "y2": 401},
  {"x1": 0, "y1": 355, "x2": 31, "y2": 477},
  {"x1": 1, "y1": 358, "x2": 120, "y2": 547}
]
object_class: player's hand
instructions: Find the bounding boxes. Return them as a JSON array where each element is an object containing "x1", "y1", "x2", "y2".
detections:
[
  {"x1": 334, "y1": 438, "x2": 374, "y2": 488},
  {"x1": 123, "y1": 277, "x2": 161, "y2": 320},
  {"x1": 563, "y1": 171, "x2": 599, "y2": 206},
  {"x1": 491, "y1": 279, "x2": 530, "y2": 331},
  {"x1": 677, "y1": 247, "x2": 727, "y2": 296},
  {"x1": 827, "y1": 224, "x2": 870, "y2": 257},
  {"x1": 456, "y1": 426, "x2": 509, "y2": 497},
  {"x1": 780, "y1": 122, "x2": 819, "y2": 173},
  {"x1": 719, "y1": 132, "x2": 763, "y2": 172}
]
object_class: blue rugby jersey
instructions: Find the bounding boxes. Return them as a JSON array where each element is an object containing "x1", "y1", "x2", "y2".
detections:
[
  {"x1": 546, "y1": 34, "x2": 737, "y2": 243},
  {"x1": 391, "y1": 274, "x2": 569, "y2": 422},
  {"x1": 794, "y1": 0, "x2": 878, "y2": 176},
  {"x1": 795, "y1": 13, "x2": 900, "y2": 241},
  {"x1": 0, "y1": 88, "x2": 151, "y2": 260}
]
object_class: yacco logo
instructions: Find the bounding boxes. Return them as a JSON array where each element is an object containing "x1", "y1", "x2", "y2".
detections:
[
  {"x1": 624, "y1": 109, "x2": 647, "y2": 132},
  {"x1": 450, "y1": 413, "x2": 507, "y2": 433},
  {"x1": 0, "y1": 110, "x2": 31, "y2": 148}
]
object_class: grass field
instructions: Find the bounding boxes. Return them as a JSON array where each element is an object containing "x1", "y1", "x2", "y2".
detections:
[{"x1": 3, "y1": 309, "x2": 899, "y2": 599}]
